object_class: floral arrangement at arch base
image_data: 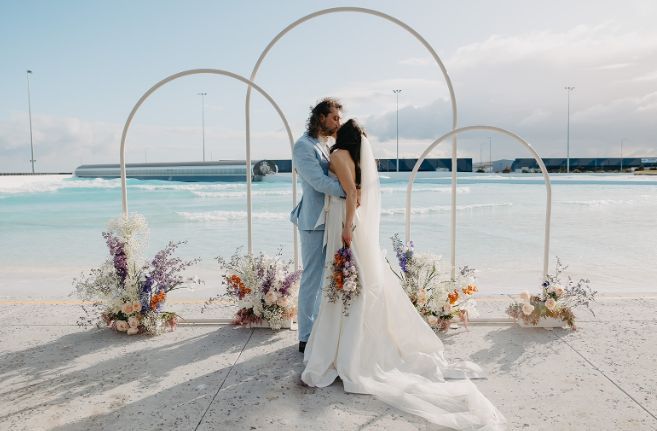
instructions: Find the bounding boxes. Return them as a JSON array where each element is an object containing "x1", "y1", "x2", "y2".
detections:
[
  {"x1": 203, "y1": 248, "x2": 302, "y2": 330},
  {"x1": 72, "y1": 214, "x2": 202, "y2": 335},
  {"x1": 387, "y1": 234, "x2": 479, "y2": 332},
  {"x1": 506, "y1": 257, "x2": 597, "y2": 330}
]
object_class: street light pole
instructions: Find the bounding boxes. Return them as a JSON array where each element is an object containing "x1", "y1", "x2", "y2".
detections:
[
  {"x1": 488, "y1": 136, "x2": 492, "y2": 173},
  {"x1": 198, "y1": 92, "x2": 207, "y2": 162},
  {"x1": 565, "y1": 86, "x2": 575, "y2": 173},
  {"x1": 393, "y1": 89, "x2": 402, "y2": 172},
  {"x1": 26, "y1": 70, "x2": 35, "y2": 173},
  {"x1": 620, "y1": 139, "x2": 624, "y2": 172}
]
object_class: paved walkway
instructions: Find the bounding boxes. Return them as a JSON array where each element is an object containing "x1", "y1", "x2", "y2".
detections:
[{"x1": 1, "y1": 295, "x2": 656, "y2": 430}]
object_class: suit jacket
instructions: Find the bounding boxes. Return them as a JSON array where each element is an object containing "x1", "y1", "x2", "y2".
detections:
[{"x1": 289, "y1": 132, "x2": 344, "y2": 230}]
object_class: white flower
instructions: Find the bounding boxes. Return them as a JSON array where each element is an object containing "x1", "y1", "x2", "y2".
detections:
[
  {"x1": 426, "y1": 315, "x2": 439, "y2": 326},
  {"x1": 128, "y1": 316, "x2": 140, "y2": 328},
  {"x1": 519, "y1": 291, "x2": 531, "y2": 302},
  {"x1": 545, "y1": 298, "x2": 557, "y2": 311},
  {"x1": 344, "y1": 281, "x2": 357, "y2": 292},
  {"x1": 522, "y1": 303, "x2": 535, "y2": 315},
  {"x1": 127, "y1": 327, "x2": 139, "y2": 335}
]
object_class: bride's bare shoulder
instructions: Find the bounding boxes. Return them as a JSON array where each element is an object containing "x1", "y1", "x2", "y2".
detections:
[{"x1": 330, "y1": 149, "x2": 354, "y2": 165}]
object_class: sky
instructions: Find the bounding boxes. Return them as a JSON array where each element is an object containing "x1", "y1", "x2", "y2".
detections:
[{"x1": 1, "y1": 0, "x2": 656, "y2": 172}]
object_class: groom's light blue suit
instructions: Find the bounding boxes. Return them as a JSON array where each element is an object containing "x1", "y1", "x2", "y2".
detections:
[{"x1": 290, "y1": 132, "x2": 344, "y2": 342}]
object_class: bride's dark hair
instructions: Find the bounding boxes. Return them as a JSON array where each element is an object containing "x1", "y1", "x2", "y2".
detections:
[{"x1": 331, "y1": 119, "x2": 366, "y2": 186}]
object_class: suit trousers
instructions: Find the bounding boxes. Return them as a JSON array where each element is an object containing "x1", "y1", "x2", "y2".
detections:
[{"x1": 297, "y1": 228, "x2": 327, "y2": 342}]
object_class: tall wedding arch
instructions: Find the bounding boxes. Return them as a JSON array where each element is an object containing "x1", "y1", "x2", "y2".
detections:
[
  {"x1": 118, "y1": 68, "x2": 297, "y2": 262},
  {"x1": 244, "y1": 6, "x2": 460, "y2": 269},
  {"x1": 405, "y1": 126, "x2": 553, "y2": 278}
]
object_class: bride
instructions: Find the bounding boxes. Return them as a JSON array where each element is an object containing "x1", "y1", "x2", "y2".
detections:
[{"x1": 301, "y1": 119, "x2": 506, "y2": 430}]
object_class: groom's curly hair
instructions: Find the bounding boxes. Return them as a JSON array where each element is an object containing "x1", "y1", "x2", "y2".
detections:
[{"x1": 306, "y1": 97, "x2": 343, "y2": 139}]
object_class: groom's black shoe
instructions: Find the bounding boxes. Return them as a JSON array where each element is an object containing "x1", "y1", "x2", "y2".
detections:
[{"x1": 298, "y1": 341, "x2": 307, "y2": 353}]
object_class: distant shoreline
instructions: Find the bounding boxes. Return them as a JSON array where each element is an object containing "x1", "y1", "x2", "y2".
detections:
[{"x1": 0, "y1": 172, "x2": 72, "y2": 176}]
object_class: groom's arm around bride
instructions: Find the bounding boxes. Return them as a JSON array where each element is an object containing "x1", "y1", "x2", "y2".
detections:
[{"x1": 290, "y1": 98, "x2": 345, "y2": 351}]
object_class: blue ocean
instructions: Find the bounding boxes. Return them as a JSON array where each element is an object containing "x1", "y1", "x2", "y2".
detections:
[{"x1": 1, "y1": 173, "x2": 656, "y2": 298}]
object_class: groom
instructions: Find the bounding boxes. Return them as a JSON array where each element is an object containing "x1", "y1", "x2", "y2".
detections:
[{"x1": 290, "y1": 98, "x2": 345, "y2": 353}]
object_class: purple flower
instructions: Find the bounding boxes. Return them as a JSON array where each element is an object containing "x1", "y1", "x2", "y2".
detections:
[
  {"x1": 103, "y1": 232, "x2": 128, "y2": 286},
  {"x1": 279, "y1": 271, "x2": 302, "y2": 296}
]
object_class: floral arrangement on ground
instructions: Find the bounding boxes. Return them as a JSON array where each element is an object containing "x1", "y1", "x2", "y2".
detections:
[
  {"x1": 203, "y1": 248, "x2": 302, "y2": 329},
  {"x1": 388, "y1": 234, "x2": 479, "y2": 331},
  {"x1": 506, "y1": 257, "x2": 597, "y2": 330},
  {"x1": 72, "y1": 214, "x2": 202, "y2": 335}
]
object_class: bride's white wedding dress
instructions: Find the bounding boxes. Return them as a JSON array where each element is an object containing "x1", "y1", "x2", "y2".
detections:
[{"x1": 301, "y1": 138, "x2": 506, "y2": 430}]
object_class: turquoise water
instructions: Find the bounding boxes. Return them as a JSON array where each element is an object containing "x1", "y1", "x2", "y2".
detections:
[{"x1": 1, "y1": 173, "x2": 656, "y2": 298}]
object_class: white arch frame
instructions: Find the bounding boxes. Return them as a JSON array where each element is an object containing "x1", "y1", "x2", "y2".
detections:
[
  {"x1": 118, "y1": 68, "x2": 297, "y2": 264},
  {"x1": 405, "y1": 125, "x2": 553, "y2": 278},
  {"x1": 244, "y1": 6, "x2": 459, "y2": 266}
]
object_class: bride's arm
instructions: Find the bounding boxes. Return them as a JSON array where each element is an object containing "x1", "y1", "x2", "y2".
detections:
[{"x1": 330, "y1": 150, "x2": 357, "y2": 246}]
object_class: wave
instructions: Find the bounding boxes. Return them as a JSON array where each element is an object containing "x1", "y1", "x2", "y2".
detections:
[
  {"x1": 557, "y1": 199, "x2": 633, "y2": 207},
  {"x1": 177, "y1": 210, "x2": 288, "y2": 222},
  {"x1": 380, "y1": 186, "x2": 471, "y2": 194},
  {"x1": 381, "y1": 203, "x2": 513, "y2": 216},
  {"x1": 191, "y1": 190, "x2": 293, "y2": 198}
]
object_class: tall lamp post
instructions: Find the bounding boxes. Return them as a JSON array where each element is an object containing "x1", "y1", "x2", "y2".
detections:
[
  {"x1": 393, "y1": 89, "x2": 402, "y2": 172},
  {"x1": 197, "y1": 92, "x2": 207, "y2": 162},
  {"x1": 565, "y1": 86, "x2": 575, "y2": 173},
  {"x1": 488, "y1": 136, "x2": 492, "y2": 173},
  {"x1": 26, "y1": 70, "x2": 35, "y2": 173}
]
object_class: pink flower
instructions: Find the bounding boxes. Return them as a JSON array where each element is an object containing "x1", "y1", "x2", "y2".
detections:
[
  {"x1": 444, "y1": 303, "x2": 453, "y2": 313},
  {"x1": 132, "y1": 300, "x2": 142, "y2": 312},
  {"x1": 519, "y1": 291, "x2": 531, "y2": 302},
  {"x1": 416, "y1": 289, "x2": 428, "y2": 306},
  {"x1": 276, "y1": 297, "x2": 289, "y2": 308},
  {"x1": 264, "y1": 290, "x2": 278, "y2": 305},
  {"x1": 545, "y1": 298, "x2": 557, "y2": 311},
  {"x1": 554, "y1": 285, "x2": 565, "y2": 297},
  {"x1": 126, "y1": 327, "x2": 139, "y2": 335},
  {"x1": 121, "y1": 303, "x2": 133, "y2": 315},
  {"x1": 426, "y1": 315, "x2": 439, "y2": 327},
  {"x1": 115, "y1": 320, "x2": 129, "y2": 332},
  {"x1": 522, "y1": 303, "x2": 535, "y2": 315}
]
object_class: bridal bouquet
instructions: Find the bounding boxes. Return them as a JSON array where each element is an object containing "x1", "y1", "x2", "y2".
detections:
[
  {"x1": 72, "y1": 214, "x2": 202, "y2": 335},
  {"x1": 325, "y1": 245, "x2": 361, "y2": 316},
  {"x1": 205, "y1": 249, "x2": 301, "y2": 329},
  {"x1": 506, "y1": 257, "x2": 596, "y2": 330},
  {"x1": 388, "y1": 234, "x2": 479, "y2": 331}
]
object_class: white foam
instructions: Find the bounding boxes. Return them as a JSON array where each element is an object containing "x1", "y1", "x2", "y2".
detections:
[
  {"x1": 177, "y1": 210, "x2": 288, "y2": 222},
  {"x1": 381, "y1": 202, "x2": 512, "y2": 216},
  {"x1": 191, "y1": 190, "x2": 293, "y2": 198}
]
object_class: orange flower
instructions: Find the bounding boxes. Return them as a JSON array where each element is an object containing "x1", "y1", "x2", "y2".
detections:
[
  {"x1": 150, "y1": 291, "x2": 167, "y2": 310},
  {"x1": 462, "y1": 284, "x2": 478, "y2": 295},
  {"x1": 448, "y1": 289, "x2": 459, "y2": 304}
]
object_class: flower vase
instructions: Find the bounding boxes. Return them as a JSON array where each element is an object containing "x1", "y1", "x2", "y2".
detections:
[
  {"x1": 247, "y1": 317, "x2": 295, "y2": 330},
  {"x1": 517, "y1": 316, "x2": 567, "y2": 329}
]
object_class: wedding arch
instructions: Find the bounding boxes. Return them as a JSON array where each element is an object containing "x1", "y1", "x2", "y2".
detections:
[
  {"x1": 405, "y1": 126, "x2": 553, "y2": 278},
  {"x1": 118, "y1": 68, "x2": 297, "y2": 263},
  {"x1": 244, "y1": 6, "x2": 460, "y2": 268}
]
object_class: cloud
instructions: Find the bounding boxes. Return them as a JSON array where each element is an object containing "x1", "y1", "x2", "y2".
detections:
[
  {"x1": 0, "y1": 113, "x2": 292, "y2": 172},
  {"x1": 337, "y1": 23, "x2": 657, "y2": 160}
]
